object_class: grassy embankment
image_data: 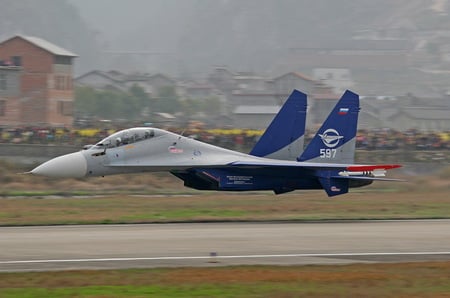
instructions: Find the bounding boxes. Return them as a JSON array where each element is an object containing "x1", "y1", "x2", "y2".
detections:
[
  {"x1": 1, "y1": 191, "x2": 450, "y2": 226},
  {"x1": 0, "y1": 262, "x2": 449, "y2": 297}
]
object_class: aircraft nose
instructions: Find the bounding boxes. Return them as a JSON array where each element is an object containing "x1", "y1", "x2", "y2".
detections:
[{"x1": 31, "y1": 152, "x2": 87, "y2": 178}]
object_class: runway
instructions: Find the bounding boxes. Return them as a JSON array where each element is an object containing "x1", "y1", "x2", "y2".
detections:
[{"x1": 1, "y1": 220, "x2": 449, "y2": 272}]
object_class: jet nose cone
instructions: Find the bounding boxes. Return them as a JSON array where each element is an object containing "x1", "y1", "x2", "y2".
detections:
[{"x1": 31, "y1": 152, "x2": 87, "y2": 178}]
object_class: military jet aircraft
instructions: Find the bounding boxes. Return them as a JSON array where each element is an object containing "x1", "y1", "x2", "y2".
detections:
[{"x1": 30, "y1": 90, "x2": 401, "y2": 196}]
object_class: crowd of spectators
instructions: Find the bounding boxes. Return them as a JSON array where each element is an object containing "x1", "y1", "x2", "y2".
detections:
[
  {"x1": 354, "y1": 129, "x2": 449, "y2": 151},
  {"x1": 1, "y1": 126, "x2": 449, "y2": 152}
]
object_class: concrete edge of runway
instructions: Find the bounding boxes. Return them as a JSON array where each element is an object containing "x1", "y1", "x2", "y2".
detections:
[{"x1": 2, "y1": 217, "x2": 450, "y2": 228}]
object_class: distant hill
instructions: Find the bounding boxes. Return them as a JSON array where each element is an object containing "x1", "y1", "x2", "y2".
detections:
[
  {"x1": 175, "y1": 0, "x2": 450, "y2": 74},
  {"x1": 2, "y1": 0, "x2": 450, "y2": 87}
]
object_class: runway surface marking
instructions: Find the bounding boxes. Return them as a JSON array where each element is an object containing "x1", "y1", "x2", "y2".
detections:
[{"x1": 2, "y1": 251, "x2": 450, "y2": 265}]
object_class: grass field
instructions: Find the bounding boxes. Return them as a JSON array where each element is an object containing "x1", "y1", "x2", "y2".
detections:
[
  {"x1": 0, "y1": 262, "x2": 449, "y2": 297},
  {"x1": 1, "y1": 190, "x2": 450, "y2": 226}
]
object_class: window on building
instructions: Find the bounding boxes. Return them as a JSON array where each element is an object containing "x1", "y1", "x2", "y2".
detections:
[
  {"x1": 0, "y1": 100, "x2": 5, "y2": 116},
  {"x1": 55, "y1": 76, "x2": 66, "y2": 90},
  {"x1": 66, "y1": 76, "x2": 72, "y2": 90},
  {"x1": 54, "y1": 56, "x2": 72, "y2": 65},
  {"x1": 57, "y1": 100, "x2": 73, "y2": 116},
  {"x1": 55, "y1": 75, "x2": 73, "y2": 90},
  {"x1": 11, "y1": 56, "x2": 22, "y2": 66},
  {"x1": 54, "y1": 76, "x2": 59, "y2": 90},
  {"x1": 0, "y1": 73, "x2": 6, "y2": 90},
  {"x1": 59, "y1": 76, "x2": 65, "y2": 90}
]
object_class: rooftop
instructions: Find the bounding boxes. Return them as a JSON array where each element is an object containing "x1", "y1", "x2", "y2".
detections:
[
  {"x1": 0, "y1": 35, "x2": 77, "y2": 57},
  {"x1": 234, "y1": 105, "x2": 280, "y2": 114}
]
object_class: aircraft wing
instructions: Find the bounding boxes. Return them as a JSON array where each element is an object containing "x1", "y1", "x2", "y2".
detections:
[
  {"x1": 227, "y1": 161, "x2": 403, "y2": 196},
  {"x1": 227, "y1": 161, "x2": 402, "y2": 179},
  {"x1": 229, "y1": 160, "x2": 401, "y2": 172}
]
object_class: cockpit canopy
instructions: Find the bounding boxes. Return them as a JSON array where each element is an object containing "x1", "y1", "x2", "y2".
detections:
[{"x1": 93, "y1": 127, "x2": 161, "y2": 149}]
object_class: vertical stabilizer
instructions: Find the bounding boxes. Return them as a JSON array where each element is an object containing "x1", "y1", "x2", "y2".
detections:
[
  {"x1": 298, "y1": 90, "x2": 359, "y2": 164},
  {"x1": 250, "y1": 90, "x2": 307, "y2": 160}
]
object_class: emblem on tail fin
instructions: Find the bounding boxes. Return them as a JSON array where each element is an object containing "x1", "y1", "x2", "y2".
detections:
[{"x1": 318, "y1": 129, "x2": 344, "y2": 148}]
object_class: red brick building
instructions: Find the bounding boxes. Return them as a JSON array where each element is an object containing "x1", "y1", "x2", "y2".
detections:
[{"x1": 0, "y1": 35, "x2": 77, "y2": 127}]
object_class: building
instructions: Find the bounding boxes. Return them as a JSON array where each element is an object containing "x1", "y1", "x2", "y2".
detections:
[
  {"x1": 0, "y1": 35, "x2": 77, "y2": 127},
  {"x1": 269, "y1": 72, "x2": 315, "y2": 98},
  {"x1": 75, "y1": 70, "x2": 128, "y2": 92},
  {"x1": 387, "y1": 108, "x2": 450, "y2": 131},
  {"x1": 222, "y1": 70, "x2": 343, "y2": 129},
  {"x1": 75, "y1": 71, "x2": 177, "y2": 97},
  {"x1": 233, "y1": 105, "x2": 281, "y2": 129},
  {"x1": 207, "y1": 66, "x2": 237, "y2": 95},
  {"x1": 0, "y1": 66, "x2": 21, "y2": 125},
  {"x1": 124, "y1": 73, "x2": 176, "y2": 96},
  {"x1": 178, "y1": 80, "x2": 222, "y2": 100},
  {"x1": 313, "y1": 68, "x2": 355, "y2": 94}
]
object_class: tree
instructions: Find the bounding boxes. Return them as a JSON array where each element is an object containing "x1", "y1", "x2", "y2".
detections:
[
  {"x1": 180, "y1": 96, "x2": 222, "y2": 118},
  {"x1": 74, "y1": 86, "x2": 147, "y2": 121},
  {"x1": 129, "y1": 84, "x2": 150, "y2": 107},
  {"x1": 152, "y1": 86, "x2": 180, "y2": 114}
]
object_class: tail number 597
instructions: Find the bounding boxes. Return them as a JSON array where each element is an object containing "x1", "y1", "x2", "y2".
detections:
[{"x1": 320, "y1": 148, "x2": 337, "y2": 158}]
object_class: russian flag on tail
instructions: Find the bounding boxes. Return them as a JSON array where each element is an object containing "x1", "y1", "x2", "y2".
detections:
[{"x1": 338, "y1": 107, "x2": 349, "y2": 115}]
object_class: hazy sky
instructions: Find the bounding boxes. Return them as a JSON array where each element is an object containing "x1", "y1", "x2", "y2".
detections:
[
  {"x1": 68, "y1": 0, "x2": 153, "y2": 40},
  {"x1": 68, "y1": 0, "x2": 187, "y2": 47}
]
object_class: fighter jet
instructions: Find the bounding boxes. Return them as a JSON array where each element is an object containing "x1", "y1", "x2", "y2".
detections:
[{"x1": 30, "y1": 90, "x2": 401, "y2": 196}]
